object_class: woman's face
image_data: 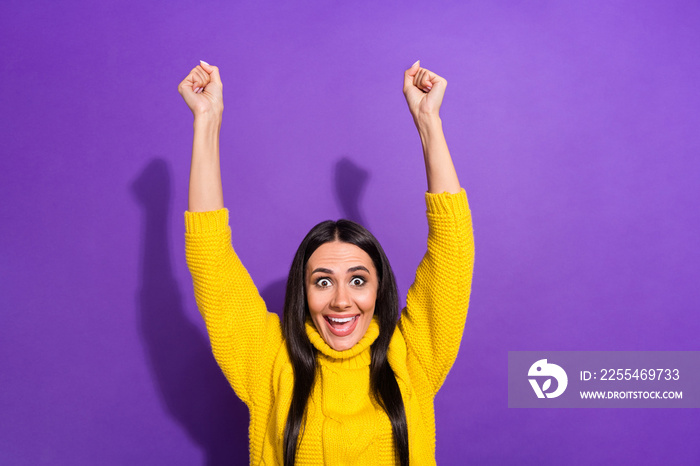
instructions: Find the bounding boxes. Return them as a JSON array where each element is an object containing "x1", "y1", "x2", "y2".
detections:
[{"x1": 305, "y1": 241, "x2": 378, "y2": 351}]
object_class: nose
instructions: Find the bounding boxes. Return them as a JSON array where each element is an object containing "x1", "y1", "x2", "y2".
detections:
[{"x1": 330, "y1": 284, "x2": 351, "y2": 310}]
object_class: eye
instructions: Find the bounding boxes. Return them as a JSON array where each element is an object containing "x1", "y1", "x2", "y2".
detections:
[
  {"x1": 350, "y1": 276, "x2": 366, "y2": 286},
  {"x1": 315, "y1": 277, "x2": 332, "y2": 288}
]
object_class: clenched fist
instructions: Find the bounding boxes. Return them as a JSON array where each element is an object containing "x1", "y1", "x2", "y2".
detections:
[
  {"x1": 178, "y1": 61, "x2": 224, "y2": 119},
  {"x1": 403, "y1": 60, "x2": 447, "y2": 123}
]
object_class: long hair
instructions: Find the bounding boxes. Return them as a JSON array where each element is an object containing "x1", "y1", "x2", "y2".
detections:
[{"x1": 282, "y1": 219, "x2": 409, "y2": 466}]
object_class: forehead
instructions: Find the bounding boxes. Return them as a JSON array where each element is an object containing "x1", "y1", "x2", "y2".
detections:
[{"x1": 307, "y1": 241, "x2": 375, "y2": 273}]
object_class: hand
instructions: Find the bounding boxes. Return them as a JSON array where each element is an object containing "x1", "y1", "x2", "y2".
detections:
[
  {"x1": 402, "y1": 60, "x2": 447, "y2": 122},
  {"x1": 178, "y1": 61, "x2": 224, "y2": 119}
]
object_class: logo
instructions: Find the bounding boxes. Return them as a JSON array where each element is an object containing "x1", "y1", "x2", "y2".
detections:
[{"x1": 528, "y1": 359, "x2": 568, "y2": 398}]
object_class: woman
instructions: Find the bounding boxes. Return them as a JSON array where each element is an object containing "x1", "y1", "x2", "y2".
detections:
[{"x1": 179, "y1": 60, "x2": 474, "y2": 465}]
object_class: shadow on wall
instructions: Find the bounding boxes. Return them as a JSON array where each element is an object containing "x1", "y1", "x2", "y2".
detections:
[
  {"x1": 335, "y1": 156, "x2": 370, "y2": 227},
  {"x1": 131, "y1": 158, "x2": 248, "y2": 466},
  {"x1": 128, "y1": 156, "x2": 371, "y2": 464}
]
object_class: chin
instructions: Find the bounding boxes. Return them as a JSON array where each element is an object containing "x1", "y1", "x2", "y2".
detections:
[{"x1": 328, "y1": 337, "x2": 357, "y2": 351}]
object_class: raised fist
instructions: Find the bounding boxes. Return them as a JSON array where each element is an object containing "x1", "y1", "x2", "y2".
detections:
[
  {"x1": 178, "y1": 61, "x2": 224, "y2": 119},
  {"x1": 403, "y1": 60, "x2": 447, "y2": 122}
]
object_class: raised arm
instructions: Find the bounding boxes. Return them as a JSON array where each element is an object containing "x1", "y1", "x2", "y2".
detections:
[
  {"x1": 402, "y1": 60, "x2": 460, "y2": 195},
  {"x1": 398, "y1": 61, "x2": 475, "y2": 394},
  {"x1": 178, "y1": 62, "x2": 282, "y2": 405},
  {"x1": 178, "y1": 60, "x2": 225, "y2": 212}
]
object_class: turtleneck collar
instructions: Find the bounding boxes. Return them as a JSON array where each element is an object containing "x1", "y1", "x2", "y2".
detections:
[{"x1": 305, "y1": 318, "x2": 380, "y2": 366}]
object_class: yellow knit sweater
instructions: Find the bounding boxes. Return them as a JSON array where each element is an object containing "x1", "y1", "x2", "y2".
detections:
[{"x1": 184, "y1": 189, "x2": 474, "y2": 465}]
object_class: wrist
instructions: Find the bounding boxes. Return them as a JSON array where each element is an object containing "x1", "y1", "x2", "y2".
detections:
[
  {"x1": 414, "y1": 114, "x2": 443, "y2": 138},
  {"x1": 192, "y1": 117, "x2": 221, "y2": 157},
  {"x1": 193, "y1": 113, "x2": 222, "y2": 130}
]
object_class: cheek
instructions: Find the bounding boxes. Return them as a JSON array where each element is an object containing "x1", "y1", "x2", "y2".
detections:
[
  {"x1": 305, "y1": 290, "x2": 326, "y2": 315},
  {"x1": 357, "y1": 288, "x2": 378, "y2": 311}
]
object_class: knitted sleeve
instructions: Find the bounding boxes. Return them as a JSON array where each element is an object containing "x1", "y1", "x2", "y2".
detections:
[
  {"x1": 184, "y1": 208, "x2": 283, "y2": 406},
  {"x1": 398, "y1": 188, "x2": 474, "y2": 395}
]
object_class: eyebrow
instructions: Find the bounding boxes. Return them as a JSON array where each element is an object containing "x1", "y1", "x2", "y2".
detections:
[{"x1": 309, "y1": 265, "x2": 371, "y2": 275}]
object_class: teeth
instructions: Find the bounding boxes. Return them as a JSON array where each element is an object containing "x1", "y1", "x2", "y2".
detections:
[{"x1": 328, "y1": 316, "x2": 355, "y2": 323}]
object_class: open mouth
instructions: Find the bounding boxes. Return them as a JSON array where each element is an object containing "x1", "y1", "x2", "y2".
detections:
[{"x1": 324, "y1": 315, "x2": 360, "y2": 337}]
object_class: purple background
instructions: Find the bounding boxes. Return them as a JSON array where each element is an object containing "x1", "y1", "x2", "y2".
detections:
[{"x1": 2, "y1": 0, "x2": 699, "y2": 464}]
